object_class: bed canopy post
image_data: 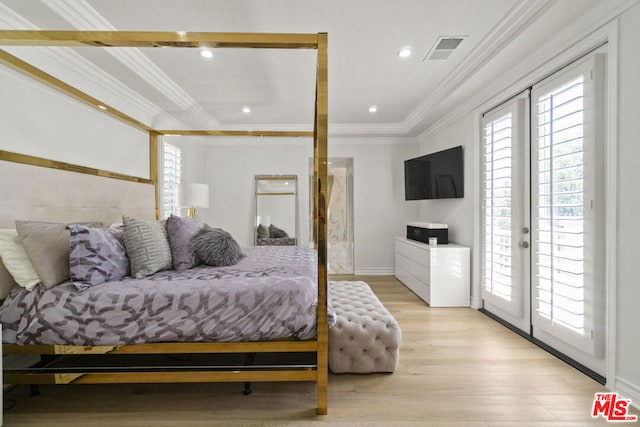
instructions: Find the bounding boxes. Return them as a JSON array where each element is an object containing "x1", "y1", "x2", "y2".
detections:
[
  {"x1": 314, "y1": 32, "x2": 329, "y2": 416},
  {"x1": 149, "y1": 131, "x2": 159, "y2": 219}
]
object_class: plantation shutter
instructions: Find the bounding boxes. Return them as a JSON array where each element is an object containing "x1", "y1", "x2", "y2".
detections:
[
  {"x1": 481, "y1": 94, "x2": 527, "y2": 317},
  {"x1": 531, "y1": 56, "x2": 604, "y2": 355},
  {"x1": 162, "y1": 142, "x2": 182, "y2": 219}
]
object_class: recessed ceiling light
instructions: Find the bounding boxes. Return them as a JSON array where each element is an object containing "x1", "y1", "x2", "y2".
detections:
[
  {"x1": 242, "y1": 106, "x2": 251, "y2": 113},
  {"x1": 200, "y1": 49, "x2": 213, "y2": 59},
  {"x1": 397, "y1": 47, "x2": 412, "y2": 58},
  {"x1": 369, "y1": 106, "x2": 378, "y2": 113}
]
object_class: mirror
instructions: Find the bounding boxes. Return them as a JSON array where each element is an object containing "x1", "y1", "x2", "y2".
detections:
[{"x1": 255, "y1": 175, "x2": 297, "y2": 246}]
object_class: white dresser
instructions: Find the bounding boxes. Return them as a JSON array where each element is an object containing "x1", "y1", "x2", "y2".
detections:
[{"x1": 395, "y1": 236, "x2": 470, "y2": 307}]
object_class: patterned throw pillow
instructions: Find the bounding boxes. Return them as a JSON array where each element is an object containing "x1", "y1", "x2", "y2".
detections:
[
  {"x1": 68, "y1": 224, "x2": 130, "y2": 290},
  {"x1": 166, "y1": 214, "x2": 202, "y2": 271},
  {"x1": 191, "y1": 227, "x2": 244, "y2": 266},
  {"x1": 15, "y1": 220, "x2": 105, "y2": 288},
  {"x1": 122, "y1": 216, "x2": 173, "y2": 278}
]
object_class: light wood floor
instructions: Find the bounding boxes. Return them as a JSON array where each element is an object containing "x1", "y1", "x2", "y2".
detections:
[{"x1": 3, "y1": 275, "x2": 636, "y2": 426}]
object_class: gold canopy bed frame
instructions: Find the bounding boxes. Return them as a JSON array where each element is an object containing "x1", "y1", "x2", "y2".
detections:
[{"x1": 0, "y1": 30, "x2": 329, "y2": 414}]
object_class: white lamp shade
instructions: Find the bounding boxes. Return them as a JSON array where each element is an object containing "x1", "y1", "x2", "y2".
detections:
[{"x1": 178, "y1": 183, "x2": 210, "y2": 208}]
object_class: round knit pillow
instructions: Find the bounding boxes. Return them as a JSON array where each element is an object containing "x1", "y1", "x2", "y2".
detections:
[{"x1": 190, "y1": 228, "x2": 243, "y2": 266}]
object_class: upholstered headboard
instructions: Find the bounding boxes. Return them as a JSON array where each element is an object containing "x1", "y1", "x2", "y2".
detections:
[
  {"x1": 0, "y1": 160, "x2": 156, "y2": 298},
  {"x1": 0, "y1": 160, "x2": 155, "y2": 228}
]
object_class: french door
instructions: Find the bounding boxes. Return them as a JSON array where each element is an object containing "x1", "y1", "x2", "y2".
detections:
[
  {"x1": 481, "y1": 52, "x2": 606, "y2": 375},
  {"x1": 481, "y1": 92, "x2": 530, "y2": 332}
]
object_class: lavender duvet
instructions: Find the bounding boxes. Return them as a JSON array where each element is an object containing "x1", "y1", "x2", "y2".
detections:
[{"x1": 0, "y1": 246, "x2": 334, "y2": 346}]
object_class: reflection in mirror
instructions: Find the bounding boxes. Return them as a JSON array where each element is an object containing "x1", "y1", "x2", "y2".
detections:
[{"x1": 255, "y1": 175, "x2": 297, "y2": 246}]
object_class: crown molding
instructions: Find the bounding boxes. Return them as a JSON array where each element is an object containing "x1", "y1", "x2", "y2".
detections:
[
  {"x1": 329, "y1": 136, "x2": 417, "y2": 145},
  {"x1": 328, "y1": 122, "x2": 407, "y2": 136},
  {"x1": 219, "y1": 122, "x2": 410, "y2": 137},
  {"x1": 403, "y1": 0, "x2": 553, "y2": 134},
  {"x1": 8, "y1": 0, "x2": 633, "y2": 140},
  {"x1": 179, "y1": 136, "x2": 312, "y2": 147},
  {"x1": 417, "y1": 0, "x2": 637, "y2": 144},
  {"x1": 217, "y1": 123, "x2": 313, "y2": 133},
  {"x1": 0, "y1": 2, "x2": 186, "y2": 130},
  {"x1": 0, "y1": 2, "x2": 37, "y2": 29},
  {"x1": 1, "y1": 0, "x2": 554, "y2": 138},
  {"x1": 167, "y1": 134, "x2": 416, "y2": 147},
  {"x1": 44, "y1": 0, "x2": 220, "y2": 129}
]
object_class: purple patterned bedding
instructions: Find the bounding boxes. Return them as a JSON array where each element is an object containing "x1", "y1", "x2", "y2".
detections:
[{"x1": 0, "y1": 246, "x2": 335, "y2": 346}]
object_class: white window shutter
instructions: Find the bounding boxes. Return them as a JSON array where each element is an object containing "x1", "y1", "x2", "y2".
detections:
[{"x1": 162, "y1": 142, "x2": 182, "y2": 219}]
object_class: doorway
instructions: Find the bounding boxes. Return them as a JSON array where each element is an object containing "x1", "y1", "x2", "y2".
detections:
[{"x1": 310, "y1": 157, "x2": 354, "y2": 274}]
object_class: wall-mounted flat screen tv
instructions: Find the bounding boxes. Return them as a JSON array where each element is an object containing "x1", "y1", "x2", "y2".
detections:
[{"x1": 404, "y1": 146, "x2": 464, "y2": 200}]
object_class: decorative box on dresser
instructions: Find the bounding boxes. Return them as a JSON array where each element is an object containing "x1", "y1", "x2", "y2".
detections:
[{"x1": 395, "y1": 236, "x2": 470, "y2": 307}]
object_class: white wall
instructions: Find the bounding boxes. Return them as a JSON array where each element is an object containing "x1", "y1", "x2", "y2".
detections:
[
  {"x1": 415, "y1": 113, "x2": 475, "y2": 248},
  {"x1": 0, "y1": 65, "x2": 149, "y2": 179},
  {"x1": 169, "y1": 138, "x2": 205, "y2": 185},
  {"x1": 193, "y1": 137, "x2": 314, "y2": 248},
  {"x1": 615, "y1": 1, "x2": 640, "y2": 404}
]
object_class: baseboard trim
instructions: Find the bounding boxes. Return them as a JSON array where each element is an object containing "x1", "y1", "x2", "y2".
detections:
[
  {"x1": 354, "y1": 268, "x2": 395, "y2": 275},
  {"x1": 470, "y1": 295, "x2": 481, "y2": 309},
  {"x1": 615, "y1": 377, "x2": 640, "y2": 411},
  {"x1": 479, "y1": 308, "x2": 606, "y2": 385}
]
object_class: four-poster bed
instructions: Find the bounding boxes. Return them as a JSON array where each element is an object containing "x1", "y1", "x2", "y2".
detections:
[{"x1": 0, "y1": 30, "x2": 329, "y2": 414}]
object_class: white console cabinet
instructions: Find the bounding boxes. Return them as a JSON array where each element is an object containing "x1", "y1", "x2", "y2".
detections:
[{"x1": 395, "y1": 236, "x2": 470, "y2": 307}]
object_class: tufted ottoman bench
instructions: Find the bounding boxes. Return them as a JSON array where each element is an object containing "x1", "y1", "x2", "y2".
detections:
[{"x1": 328, "y1": 281, "x2": 402, "y2": 373}]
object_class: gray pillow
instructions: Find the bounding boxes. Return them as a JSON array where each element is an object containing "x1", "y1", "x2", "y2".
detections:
[
  {"x1": 122, "y1": 216, "x2": 173, "y2": 278},
  {"x1": 16, "y1": 220, "x2": 104, "y2": 288},
  {"x1": 166, "y1": 214, "x2": 202, "y2": 272},
  {"x1": 191, "y1": 228, "x2": 244, "y2": 266},
  {"x1": 68, "y1": 224, "x2": 129, "y2": 290},
  {"x1": 257, "y1": 223, "x2": 270, "y2": 239},
  {"x1": 269, "y1": 224, "x2": 290, "y2": 239}
]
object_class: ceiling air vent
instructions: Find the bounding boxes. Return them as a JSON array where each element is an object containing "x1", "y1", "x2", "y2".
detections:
[{"x1": 423, "y1": 36, "x2": 465, "y2": 61}]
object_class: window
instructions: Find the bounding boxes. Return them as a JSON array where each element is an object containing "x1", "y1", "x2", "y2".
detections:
[{"x1": 162, "y1": 142, "x2": 182, "y2": 219}]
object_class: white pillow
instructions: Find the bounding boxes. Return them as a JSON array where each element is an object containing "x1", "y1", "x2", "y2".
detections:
[
  {"x1": 0, "y1": 258, "x2": 18, "y2": 300},
  {"x1": 0, "y1": 229, "x2": 40, "y2": 291}
]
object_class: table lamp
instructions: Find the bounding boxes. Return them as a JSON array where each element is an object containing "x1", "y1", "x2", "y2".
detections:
[{"x1": 178, "y1": 183, "x2": 209, "y2": 217}]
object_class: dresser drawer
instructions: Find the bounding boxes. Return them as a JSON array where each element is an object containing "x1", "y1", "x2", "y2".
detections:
[
  {"x1": 395, "y1": 251, "x2": 412, "y2": 273},
  {"x1": 396, "y1": 239, "x2": 428, "y2": 262}
]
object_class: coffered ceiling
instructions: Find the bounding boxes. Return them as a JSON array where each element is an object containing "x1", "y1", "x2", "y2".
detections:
[{"x1": 0, "y1": 0, "x2": 629, "y2": 137}]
